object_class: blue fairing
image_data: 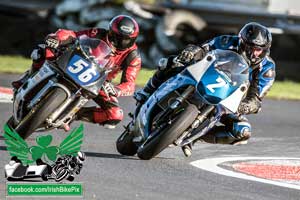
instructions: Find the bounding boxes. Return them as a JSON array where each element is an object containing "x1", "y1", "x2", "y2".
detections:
[
  {"x1": 66, "y1": 54, "x2": 100, "y2": 86},
  {"x1": 137, "y1": 49, "x2": 248, "y2": 140},
  {"x1": 137, "y1": 73, "x2": 197, "y2": 138},
  {"x1": 196, "y1": 66, "x2": 238, "y2": 104}
]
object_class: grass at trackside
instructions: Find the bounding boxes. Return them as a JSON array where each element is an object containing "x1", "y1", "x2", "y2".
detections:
[
  {"x1": 113, "y1": 68, "x2": 154, "y2": 86},
  {"x1": 0, "y1": 55, "x2": 31, "y2": 73},
  {"x1": 267, "y1": 81, "x2": 300, "y2": 101},
  {"x1": 0, "y1": 55, "x2": 299, "y2": 100}
]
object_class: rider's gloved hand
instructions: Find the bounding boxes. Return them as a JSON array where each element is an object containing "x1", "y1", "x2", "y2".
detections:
[
  {"x1": 45, "y1": 36, "x2": 60, "y2": 49},
  {"x1": 238, "y1": 102, "x2": 252, "y2": 115},
  {"x1": 102, "y1": 81, "x2": 121, "y2": 97},
  {"x1": 45, "y1": 29, "x2": 76, "y2": 49},
  {"x1": 177, "y1": 44, "x2": 206, "y2": 64}
]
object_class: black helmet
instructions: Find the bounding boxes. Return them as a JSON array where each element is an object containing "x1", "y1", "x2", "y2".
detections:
[
  {"x1": 238, "y1": 22, "x2": 272, "y2": 65},
  {"x1": 108, "y1": 15, "x2": 139, "y2": 50}
]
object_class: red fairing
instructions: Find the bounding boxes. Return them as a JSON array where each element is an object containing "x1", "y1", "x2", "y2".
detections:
[{"x1": 45, "y1": 49, "x2": 55, "y2": 59}]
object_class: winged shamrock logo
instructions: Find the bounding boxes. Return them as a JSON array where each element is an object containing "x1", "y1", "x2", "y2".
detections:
[{"x1": 3, "y1": 123, "x2": 84, "y2": 165}]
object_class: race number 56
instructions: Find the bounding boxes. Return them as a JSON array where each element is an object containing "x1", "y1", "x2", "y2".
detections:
[
  {"x1": 68, "y1": 59, "x2": 97, "y2": 83},
  {"x1": 206, "y1": 76, "x2": 226, "y2": 93}
]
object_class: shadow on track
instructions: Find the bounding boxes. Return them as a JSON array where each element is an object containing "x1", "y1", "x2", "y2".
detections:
[
  {"x1": 85, "y1": 151, "x2": 175, "y2": 161},
  {"x1": 85, "y1": 151, "x2": 139, "y2": 160},
  {"x1": 0, "y1": 147, "x2": 175, "y2": 161}
]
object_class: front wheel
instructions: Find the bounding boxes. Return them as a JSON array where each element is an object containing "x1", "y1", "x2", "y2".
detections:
[
  {"x1": 116, "y1": 127, "x2": 138, "y2": 156},
  {"x1": 14, "y1": 87, "x2": 67, "y2": 139},
  {"x1": 137, "y1": 104, "x2": 199, "y2": 160}
]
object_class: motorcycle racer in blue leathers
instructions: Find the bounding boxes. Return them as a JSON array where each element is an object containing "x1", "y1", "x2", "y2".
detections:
[{"x1": 135, "y1": 22, "x2": 275, "y2": 157}]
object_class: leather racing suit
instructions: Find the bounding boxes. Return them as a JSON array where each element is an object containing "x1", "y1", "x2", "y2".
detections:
[{"x1": 14, "y1": 28, "x2": 141, "y2": 127}]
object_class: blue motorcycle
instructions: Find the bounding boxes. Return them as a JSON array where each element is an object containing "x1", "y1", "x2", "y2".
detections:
[
  {"x1": 8, "y1": 38, "x2": 113, "y2": 139},
  {"x1": 116, "y1": 49, "x2": 249, "y2": 160}
]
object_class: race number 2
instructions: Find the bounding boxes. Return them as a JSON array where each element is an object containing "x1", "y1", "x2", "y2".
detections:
[{"x1": 206, "y1": 76, "x2": 226, "y2": 93}]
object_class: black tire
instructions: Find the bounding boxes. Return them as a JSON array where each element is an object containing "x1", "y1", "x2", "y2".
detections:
[
  {"x1": 14, "y1": 87, "x2": 67, "y2": 139},
  {"x1": 137, "y1": 104, "x2": 199, "y2": 160},
  {"x1": 156, "y1": 11, "x2": 206, "y2": 54},
  {"x1": 116, "y1": 129, "x2": 138, "y2": 156}
]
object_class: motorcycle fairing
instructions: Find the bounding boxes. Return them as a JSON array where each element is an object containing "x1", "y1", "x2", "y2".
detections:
[
  {"x1": 134, "y1": 50, "x2": 249, "y2": 141},
  {"x1": 135, "y1": 73, "x2": 197, "y2": 139},
  {"x1": 13, "y1": 63, "x2": 56, "y2": 122},
  {"x1": 196, "y1": 65, "x2": 237, "y2": 105},
  {"x1": 219, "y1": 83, "x2": 248, "y2": 113}
]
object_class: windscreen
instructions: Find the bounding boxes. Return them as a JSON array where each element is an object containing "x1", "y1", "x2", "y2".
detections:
[
  {"x1": 213, "y1": 49, "x2": 249, "y2": 85},
  {"x1": 79, "y1": 37, "x2": 112, "y2": 69}
]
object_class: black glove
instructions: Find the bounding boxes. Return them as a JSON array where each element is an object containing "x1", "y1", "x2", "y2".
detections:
[{"x1": 177, "y1": 44, "x2": 206, "y2": 64}]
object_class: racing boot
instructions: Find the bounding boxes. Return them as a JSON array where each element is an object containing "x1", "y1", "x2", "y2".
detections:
[
  {"x1": 199, "y1": 126, "x2": 251, "y2": 145},
  {"x1": 76, "y1": 107, "x2": 122, "y2": 129},
  {"x1": 134, "y1": 78, "x2": 156, "y2": 104},
  {"x1": 75, "y1": 107, "x2": 96, "y2": 123}
]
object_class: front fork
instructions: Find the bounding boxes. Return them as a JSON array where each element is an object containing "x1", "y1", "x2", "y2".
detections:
[
  {"x1": 174, "y1": 105, "x2": 216, "y2": 146},
  {"x1": 155, "y1": 85, "x2": 195, "y2": 128},
  {"x1": 46, "y1": 90, "x2": 89, "y2": 129}
]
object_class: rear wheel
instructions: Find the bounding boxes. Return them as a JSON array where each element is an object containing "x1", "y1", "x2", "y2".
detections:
[
  {"x1": 116, "y1": 127, "x2": 138, "y2": 156},
  {"x1": 14, "y1": 87, "x2": 67, "y2": 139},
  {"x1": 137, "y1": 104, "x2": 198, "y2": 160}
]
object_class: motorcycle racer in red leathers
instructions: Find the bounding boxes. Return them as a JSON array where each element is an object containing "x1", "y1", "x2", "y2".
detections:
[{"x1": 12, "y1": 15, "x2": 141, "y2": 129}]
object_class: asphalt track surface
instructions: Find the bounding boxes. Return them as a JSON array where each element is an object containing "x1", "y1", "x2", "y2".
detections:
[{"x1": 0, "y1": 74, "x2": 300, "y2": 200}]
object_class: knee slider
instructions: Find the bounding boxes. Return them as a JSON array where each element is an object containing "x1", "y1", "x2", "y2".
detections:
[{"x1": 233, "y1": 121, "x2": 251, "y2": 140}]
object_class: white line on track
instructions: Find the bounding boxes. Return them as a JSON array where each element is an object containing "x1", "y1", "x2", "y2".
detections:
[{"x1": 190, "y1": 157, "x2": 300, "y2": 190}]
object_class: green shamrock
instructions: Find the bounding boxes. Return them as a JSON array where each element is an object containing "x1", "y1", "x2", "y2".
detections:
[{"x1": 30, "y1": 135, "x2": 59, "y2": 161}]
